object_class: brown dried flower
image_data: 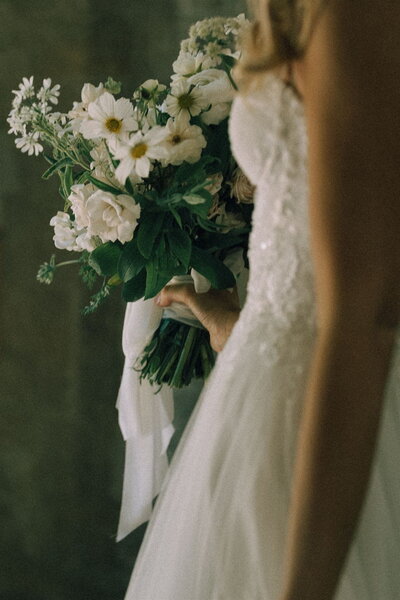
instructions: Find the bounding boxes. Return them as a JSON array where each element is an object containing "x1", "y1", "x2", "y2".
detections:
[{"x1": 230, "y1": 167, "x2": 255, "y2": 204}]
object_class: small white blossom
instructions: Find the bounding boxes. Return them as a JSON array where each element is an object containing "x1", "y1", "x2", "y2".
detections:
[
  {"x1": 50, "y1": 211, "x2": 81, "y2": 251},
  {"x1": 15, "y1": 131, "x2": 43, "y2": 156},
  {"x1": 163, "y1": 79, "x2": 208, "y2": 119},
  {"x1": 110, "y1": 127, "x2": 167, "y2": 183},
  {"x1": 37, "y1": 78, "x2": 61, "y2": 105},
  {"x1": 136, "y1": 79, "x2": 166, "y2": 102},
  {"x1": 160, "y1": 113, "x2": 206, "y2": 166},
  {"x1": 80, "y1": 92, "x2": 137, "y2": 142},
  {"x1": 85, "y1": 190, "x2": 141, "y2": 244},
  {"x1": 224, "y1": 14, "x2": 248, "y2": 36},
  {"x1": 12, "y1": 76, "x2": 35, "y2": 103}
]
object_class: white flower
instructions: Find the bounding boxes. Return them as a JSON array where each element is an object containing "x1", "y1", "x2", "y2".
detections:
[
  {"x1": 201, "y1": 102, "x2": 231, "y2": 125},
  {"x1": 89, "y1": 143, "x2": 120, "y2": 188},
  {"x1": 188, "y1": 68, "x2": 234, "y2": 125},
  {"x1": 50, "y1": 210, "x2": 98, "y2": 252},
  {"x1": 68, "y1": 82, "x2": 107, "y2": 133},
  {"x1": 163, "y1": 79, "x2": 209, "y2": 119},
  {"x1": 188, "y1": 69, "x2": 234, "y2": 103},
  {"x1": 80, "y1": 92, "x2": 137, "y2": 141},
  {"x1": 160, "y1": 113, "x2": 206, "y2": 166},
  {"x1": 172, "y1": 52, "x2": 215, "y2": 77},
  {"x1": 224, "y1": 14, "x2": 248, "y2": 36},
  {"x1": 12, "y1": 76, "x2": 35, "y2": 103},
  {"x1": 110, "y1": 127, "x2": 167, "y2": 183},
  {"x1": 50, "y1": 212, "x2": 81, "y2": 251},
  {"x1": 7, "y1": 108, "x2": 25, "y2": 135},
  {"x1": 139, "y1": 79, "x2": 166, "y2": 99},
  {"x1": 68, "y1": 183, "x2": 96, "y2": 228},
  {"x1": 15, "y1": 131, "x2": 43, "y2": 156},
  {"x1": 85, "y1": 190, "x2": 141, "y2": 243},
  {"x1": 37, "y1": 78, "x2": 60, "y2": 105},
  {"x1": 75, "y1": 230, "x2": 98, "y2": 252}
]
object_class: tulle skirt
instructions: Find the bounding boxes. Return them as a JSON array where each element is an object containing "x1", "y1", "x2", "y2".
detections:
[{"x1": 124, "y1": 302, "x2": 400, "y2": 600}]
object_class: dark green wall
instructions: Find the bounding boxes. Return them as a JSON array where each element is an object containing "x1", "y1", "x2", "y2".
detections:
[{"x1": 0, "y1": 1, "x2": 244, "y2": 598}]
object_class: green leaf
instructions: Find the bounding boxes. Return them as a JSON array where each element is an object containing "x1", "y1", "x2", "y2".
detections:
[
  {"x1": 42, "y1": 157, "x2": 74, "y2": 180},
  {"x1": 86, "y1": 173, "x2": 123, "y2": 195},
  {"x1": 89, "y1": 242, "x2": 122, "y2": 276},
  {"x1": 170, "y1": 207, "x2": 182, "y2": 228},
  {"x1": 64, "y1": 166, "x2": 74, "y2": 196},
  {"x1": 190, "y1": 246, "x2": 235, "y2": 289},
  {"x1": 118, "y1": 238, "x2": 146, "y2": 282},
  {"x1": 167, "y1": 229, "x2": 192, "y2": 270},
  {"x1": 122, "y1": 268, "x2": 147, "y2": 302},
  {"x1": 137, "y1": 212, "x2": 165, "y2": 259},
  {"x1": 144, "y1": 258, "x2": 171, "y2": 299}
]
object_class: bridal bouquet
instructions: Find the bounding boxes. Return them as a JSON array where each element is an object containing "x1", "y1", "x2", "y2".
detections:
[{"x1": 8, "y1": 15, "x2": 253, "y2": 387}]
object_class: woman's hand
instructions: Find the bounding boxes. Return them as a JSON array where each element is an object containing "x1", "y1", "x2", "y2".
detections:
[{"x1": 155, "y1": 284, "x2": 240, "y2": 352}]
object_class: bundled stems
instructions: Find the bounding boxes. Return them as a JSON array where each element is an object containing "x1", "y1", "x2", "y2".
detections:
[{"x1": 137, "y1": 319, "x2": 215, "y2": 388}]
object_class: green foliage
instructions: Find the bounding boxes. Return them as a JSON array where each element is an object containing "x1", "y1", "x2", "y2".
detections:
[
  {"x1": 89, "y1": 242, "x2": 122, "y2": 276},
  {"x1": 84, "y1": 173, "x2": 123, "y2": 196},
  {"x1": 190, "y1": 246, "x2": 235, "y2": 289},
  {"x1": 82, "y1": 283, "x2": 111, "y2": 315},
  {"x1": 41, "y1": 156, "x2": 74, "y2": 180},
  {"x1": 167, "y1": 228, "x2": 192, "y2": 270},
  {"x1": 136, "y1": 212, "x2": 165, "y2": 259},
  {"x1": 118, "y1": 238, "x2": 146, "y2": 283},
  {"x1": 122, "y1": 268, "x2": 146, "y2": 302}
]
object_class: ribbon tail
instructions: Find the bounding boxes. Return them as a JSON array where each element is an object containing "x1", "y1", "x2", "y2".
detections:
[{"x1": 116, "y1": 300, "x2": 175, "y2": 541}]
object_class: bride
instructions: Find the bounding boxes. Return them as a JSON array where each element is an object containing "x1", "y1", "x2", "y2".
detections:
[{"x1": 125, "y1": 1, "x2": 400, "y2": 598}]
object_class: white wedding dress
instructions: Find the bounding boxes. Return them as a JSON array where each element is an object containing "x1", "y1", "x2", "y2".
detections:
[{"x1": 125, "y1": 74, "x2": 400, "y2": 599}]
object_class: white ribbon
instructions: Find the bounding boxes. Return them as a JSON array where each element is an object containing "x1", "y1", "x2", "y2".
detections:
[
  {"x1": 116, "y1": 248, "x2": 248, "y2": 541},
  {"x1": 116, "y1": 299, "x2": 174, "y2": 541}
]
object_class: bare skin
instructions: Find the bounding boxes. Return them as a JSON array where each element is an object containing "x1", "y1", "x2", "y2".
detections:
[
  {"x1": 157, "y1": 2, "x2": 400, "y2": 598},
  {"x1": 155, "y1": 284, "x2": 240, "y2": 353}
]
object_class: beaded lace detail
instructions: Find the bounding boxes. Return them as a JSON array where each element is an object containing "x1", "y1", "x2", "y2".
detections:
[{"x1": 227, "y1": 75, "x2": 316, "y2": 373}]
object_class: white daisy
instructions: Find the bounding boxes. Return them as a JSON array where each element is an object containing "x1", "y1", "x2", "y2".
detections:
[
  {"x1": 160, "y1": 113, "x2": 206, "y2": 166},
  {"x1": 162, "y1": 79, "x2": 208, "y2": 119},
  {"x1": 111, "y1": 127, "x2": 167, "y2": 183},
  {"x1": 80, "y1": 92, "x2": 137, "y2": 142}
]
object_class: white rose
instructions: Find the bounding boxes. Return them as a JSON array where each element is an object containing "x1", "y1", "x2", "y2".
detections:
[
  {"x1": 86, "y1": 190, "x2": 141, "y2": 243},
  {"x1": 188, "y1": 69, "x2": 234, "y2": 105},
  {"x1": 201, "y1": 102, "x2": 231, "y2": 125},
  {"x1": 68, "y1": 183, "x2": 96, "y2": 228}
]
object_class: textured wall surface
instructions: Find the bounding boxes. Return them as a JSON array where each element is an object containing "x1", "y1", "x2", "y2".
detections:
[{"x1": 0, "y1": 1, "x2": 244, "y2": 598}]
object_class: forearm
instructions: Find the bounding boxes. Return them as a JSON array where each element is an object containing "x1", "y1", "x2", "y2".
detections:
[{"x1": 280, "y1": 321, "x2": 396, "y2": 600}]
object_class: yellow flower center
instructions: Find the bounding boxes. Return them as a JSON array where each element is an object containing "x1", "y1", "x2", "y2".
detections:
[
  {"x1": 106, "y1": 117, "x2": 122, "y2": 133},
  {"x1": 171, "y1": 135, "x2": 182, "y2": 145},
  {"x1": 178, "y1": 93, "x2": 194, "y2": 110},
  {"x1": 131, "y1": 143, "x2": 148, "y2": 159}
]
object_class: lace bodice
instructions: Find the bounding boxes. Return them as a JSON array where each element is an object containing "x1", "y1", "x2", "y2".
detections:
[{"x1": 228, "y1": 75, "x2": 316, "y2": 361}]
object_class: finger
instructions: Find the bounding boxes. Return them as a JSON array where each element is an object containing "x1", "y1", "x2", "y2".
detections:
[{"x1": 155, "y1": 283, "x2": 194, "y2": 307}]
